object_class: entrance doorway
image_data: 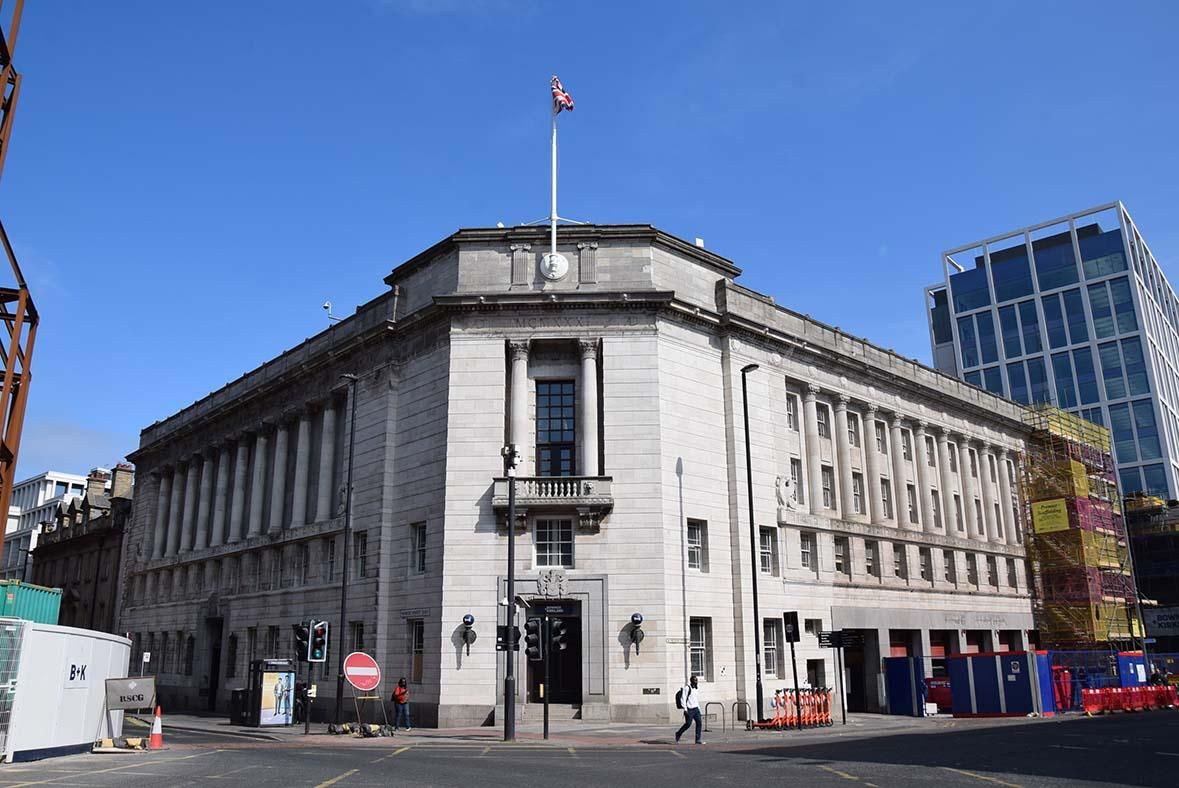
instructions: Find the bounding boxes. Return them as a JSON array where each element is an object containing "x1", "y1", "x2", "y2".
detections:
[{"x1": 527, "y1": 600, "x2": 582, "y2": 705}]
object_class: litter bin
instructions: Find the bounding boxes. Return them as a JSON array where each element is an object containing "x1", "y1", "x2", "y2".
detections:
[{"x1": 229, "y1": 688, "x2": 250, "y2": 726}]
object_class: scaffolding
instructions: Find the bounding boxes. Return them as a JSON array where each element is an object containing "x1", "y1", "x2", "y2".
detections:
[{"x1": 1021, "y1": 405, "x2": 1143, "y2": 649}]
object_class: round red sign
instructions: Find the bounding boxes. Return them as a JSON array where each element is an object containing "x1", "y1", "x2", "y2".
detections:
[{"x1": 343, "y1": 651, "x2": 382, "y2": 692}]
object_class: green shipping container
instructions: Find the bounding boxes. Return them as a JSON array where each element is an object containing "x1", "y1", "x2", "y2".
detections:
[{"x1": 0, "y1": 579, "x2": 61, "y2": 624}]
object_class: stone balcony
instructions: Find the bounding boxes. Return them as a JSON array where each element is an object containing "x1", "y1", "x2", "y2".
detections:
[{"x1": 492, "y1": 476, "x2": 614, "y2": 533}]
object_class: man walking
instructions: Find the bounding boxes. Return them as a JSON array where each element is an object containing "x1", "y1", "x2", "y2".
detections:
[{"x1": 675, "y1": 674, "x2": 704, "y2": 745}]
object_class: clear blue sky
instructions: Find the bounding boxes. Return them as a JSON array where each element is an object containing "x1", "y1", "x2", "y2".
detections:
[{"x1": 6, "y1": 0, "x2": 1178, "y2": 478}]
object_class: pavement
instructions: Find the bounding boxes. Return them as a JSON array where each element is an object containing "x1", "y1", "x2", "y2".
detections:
[{"x1": 6, "y1": 709, "x2": 1177, "y2": 787}]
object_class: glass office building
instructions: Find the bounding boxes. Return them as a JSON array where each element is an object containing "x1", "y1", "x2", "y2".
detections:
[{"x1": 926, "y1": 202, "x2": 1179, "y2": 499}]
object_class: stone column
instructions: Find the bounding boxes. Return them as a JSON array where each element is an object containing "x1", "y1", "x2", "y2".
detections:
[
  {"x1": 914, "y1": 422, "x2": 936, "y2": 534},
  {"x1": 210, "y1": 444, "x2": 230, "y2": 547},
  {"x1": 269, "y1": 421, "x2": 290, "y2": 534},
  {"x1": 509, "y1": 341, "x2": 530, "y2": 471},
  {"x1": 144, "y1": 571, "x2": 157, "y2": 600},
  {"x1": 291, "y1": 411, "x2": 312, "y2": 527},
  {"x1": 194, "y1": 453, "x2": 214, "y2": 550},
  {"x1": 315, "y1": 405, "x2": 338, "y2": 522},
  {"x1": 179, "y1": 458, "x2": 200, "y2": 553},
  {"x1": 889, "y1": 414, "x2": 908, "y2": 527},
  {"x1": 960, "y1": 439, "x2": 982, "y2": 542},
  {"x1": 936, "y1": 428, "x2": 956, "y2": 534},
  {"x1": 578, "y1": 340, "x2": 599, "y2": 477},
  {"x1": 248, "y1": 429, "x2": 270, "y2": 537},
  {"x1": 833, "y1": 396, "x2": 856, "y2": 518},
  {"x1": 165, "y1": 463, "x2": 185, "y2": 557},
  {"x1": 228, "y1": 437, "x2": 250, "y2": 544},
  {"x1": 802, "y1": 385, "x2": 825, "y2": 515},
  {"x1": 980, "y1": 445, "x2": 1003, "y2": 544},
  {"x1": 997, "y1": 450, "x2": 1018, "y2": 544},
  {"x1": 863, "y1": 406, "x2": 885, "y2": 524},
  {"x1": 152, "y1": 469, "x2": 173, "y2": 560}
]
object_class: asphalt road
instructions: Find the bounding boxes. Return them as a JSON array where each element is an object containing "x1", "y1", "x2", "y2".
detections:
[{"x1": 2, "y1": 712, "x2": 1176, "y2": 787}]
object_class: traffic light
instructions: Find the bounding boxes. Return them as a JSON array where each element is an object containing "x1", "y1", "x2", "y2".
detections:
[
  {"x1": 309, "y1": 620, "x2": 329, "y2": 663},
  {"x1": 524, "y1": 617, "x2": 544, "y2": 662},
  {"x1": 550, "y1": 618, "x2": 568, "y2": 652},
  {"x1": 293, "y1": 621, "x2": 311, "y2": 663}
]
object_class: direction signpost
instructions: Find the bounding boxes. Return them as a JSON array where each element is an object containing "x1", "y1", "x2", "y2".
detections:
[{"x1": 818, "y1": 629, "x2": 862, "y2": 725}]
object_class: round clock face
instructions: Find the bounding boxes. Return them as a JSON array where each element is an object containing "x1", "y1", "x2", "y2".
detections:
[{"x1": 540, "y1": 252, "x2": 569, "y2": 281}]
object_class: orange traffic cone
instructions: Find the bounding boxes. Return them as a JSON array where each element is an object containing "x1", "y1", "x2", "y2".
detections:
[{"x1": 148, "y1": 706, "x2": 164, "y2": 750}]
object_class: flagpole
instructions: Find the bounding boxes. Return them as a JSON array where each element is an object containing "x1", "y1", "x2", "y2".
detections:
[{"x1": 550, "y1": 103, "x2": 558, "y2": 260}]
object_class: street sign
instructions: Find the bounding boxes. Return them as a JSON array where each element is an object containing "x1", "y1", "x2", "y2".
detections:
[
  {"x1": 343, "y1": 652, "x2": 381, "y2": 692},
  {"x1": 141, "y1": 652, "x2": 151, "y2": 663},
  {"x1": 819, "y1": 629, "x2": 865, "y2": 649},
  {"x1": 307, "y1": 684, "x2": 318, "y2": 698},
  {"x1": 105, "y1": 676, "x2": 157, "y2": 710},
  {"x1": 819, "y1": 630, "x2": 835, "y2": 649}
]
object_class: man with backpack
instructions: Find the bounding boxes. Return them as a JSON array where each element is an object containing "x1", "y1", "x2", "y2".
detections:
[{"x1": 674, "y1": 674, "x2": 704, "y2": 745}]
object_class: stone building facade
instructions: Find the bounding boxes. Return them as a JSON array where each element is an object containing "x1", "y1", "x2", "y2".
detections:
[{"x1": 118, "y1": 225, "x2": 1035, "y2": 724}]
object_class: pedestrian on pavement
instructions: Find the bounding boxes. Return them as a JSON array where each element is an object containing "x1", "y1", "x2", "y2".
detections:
[
  {"x1": 393, "y1": 676, "x2": 412, "y2": 731},
  {"x1": 675, "y1": 674, "x2": 704, "y2": 745}
]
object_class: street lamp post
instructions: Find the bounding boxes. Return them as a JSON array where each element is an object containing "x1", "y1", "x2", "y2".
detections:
[
  {"x1": 503, "y1": 444, "x2": 518, "y2": 741},
  {"x1": 740, "y1": 363, "x2": 765, "y2": 722},
  {"x1": 333, "y1": 374, "x2": 359, "y2": 727}
]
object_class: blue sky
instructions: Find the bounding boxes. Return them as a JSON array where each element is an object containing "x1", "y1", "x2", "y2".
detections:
[{"x1": 6, "y1": 0, "x2": 1178, "y2": 478}]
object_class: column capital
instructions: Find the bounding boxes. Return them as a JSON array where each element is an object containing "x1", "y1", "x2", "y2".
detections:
[
  {"x1": 508, "y1": 340, "x2": 531, "y2": 360},
  {"x1": 509, "y1": 242, "x2": 532, "y2": 253},
  {"x1": 577, "y1": 339, "x2": 599, "y2": 360},
  {"x1": 804, "y1": 383, "x2": 820, "y2": 402},
  {"x1": 914, "y1": 419, "x2": 929, "y2": 434},
  {"x1": 889, "y1": 413, "x2": 905, "y2": 429},
  {"x1": 864, "y1": 404, "x2": 878, "y2": 420},
  {"x1": 936, "y1": 425, "x2": 954, "y2": 440},
  {"x1": 994, "y1": 446, "x2": 1009, "y2": 459},
  {"x1": 834, "y1": 394, "x2": 850, "y2": 412},
  {"x1": 576, "y1": 241, "x2": 598, "y2": 251}
]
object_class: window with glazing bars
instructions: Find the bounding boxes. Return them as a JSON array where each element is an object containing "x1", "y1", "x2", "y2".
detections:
[{"x1": 536, "y1": 380, "x2": 576, "y2": 477}]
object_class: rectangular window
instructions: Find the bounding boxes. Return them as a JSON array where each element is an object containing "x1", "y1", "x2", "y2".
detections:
[
  {"x1": 966, "y1": 554, "x2": 979, "y2": 586},
  {"x1": 1122, "y1": 337, "x2": 1150, "y2": 396},
  {"x1": 944, "y1": 552, "x2": 956, "y2": 583},
  {"x1": 821, "y1": 466, "x2": 834, "y2": 509},
  {"x1": 1018, "y1": 300, "x2": 1042, "y2": 353},
  {"x1": 322, "y1": 537, "x2": 336, "y2": 582},
  {"x1": 988, "y1": 455, "x2": 997, "y2": 484},
  {"x1": 1052, "y1": 351, "x2": 1078, "y2": 409},
  {"x1": 925, "y1": 436, "x2": 937, "y2": 467},
  {"x1": 833, "y1": 536, "x2": 850, "y2": 576},
  {"x1": 1032, "y1": 233, "x2": 1080, "y2": 291},
  {"x1": 1073, "y1": 348, "x2": 1100, "y2": 405},
  {"x1": 1099, "y1": 341, "x2": 1126, "y2": 399},
  {"x1": 800, "y1": 532, "x2": 816, "y2": 571},
  {"x1": 954, "y1": 495, "x2": 964, "y2": 532},
  {"x1": 875, "y1": 422, "x2": 886, "y2": 453},
  {"x1": 1110, "y1": 277, "x2": 1137, "y2": 333},
  {"x1": 409, "y1": 619, "x2": 424, "y2": 683},
  {"x1": 759, "y1": 527, "x2": 779, "y2": 575},
  {"x1": 267, "y1": 626, "x2": 280, "y2": 658},
  {"x1": 976, "y1": 311, "x2": 999, "y2": 365},
  {"x1": 852, "y1": 473, "x2": 864, "y2": 515},
  {"x1": 817, "y1": 405, "x2": 830, "y2": 439},
  {"x1": 901, "y1": 431, "x2": 912, "y2": 461},
  {"x1": 880, "y1": 479, "x2": 893, "y2": 519},
  {"x1": 226, "y1": 634, "x2": 238, "y2": 678},
  {"x1": 974, "y1": 499, "x2": 984, "y2": 534},
  {"x1": 354, "y1": 531, "x2": 369, "y2": 579},
  {"x1": 865, "y1": 540, "x2": 878, "y2": 578},
  {"x1": 949, "y1": 445, "x2": 958, "y2": 473},
  {"x1": 687, "y1": 519, "x2": 708, "y2": 571},
  {"x1": 1027, "y1": 356, "x2": 1050, "y2": 403},
  {"x1": 848, "y1": 414, "x2": 860, "y2": 447},
  {"x1": 1007, "y1": 558, "x2": 1018, "y2": 588},
  {"x1": 804, "y1": 618, "x2": 823, "y2": 636},
  {"x1": 763, "y1": 619, "x2": 783, "y2": 678},
  {"x1": 411, "y1": 522, "x2": 427, "y2": 574},
  {"x1": 919, "y1": 548, "x2": 932, "y2": 582},
  {"x1": 894, "y1": 544, "x2": 908, "y2": 579},
  {"x1": 999, "y1": 304, "x2": 1022, "y2": 358},
  {"x1": 906, "y1": 484, "x2": 919, "y2": 524},
  {"x1": 931, "y1": 490, "x2": 942, "y2": 529},
  {"x1": 1062, "y1": 288, "x2": 1089, "y2": 344},
  {"x1": 535, "y1": 518, "x2": 574, "y2": 567},
  {"x1": 786, "y1": 395, "x2": 799, "y2": 431},
  {"x1": 790, "y1": 458, "x2": 804, "y2": 505},
  {"x1": 1042, "y1": 294, "x2": 1068, "y2": 348},
  {"x1": 1133, "y1": 399, "x2": 1162, "y2": 460},
  {"x1": 969, "y1": 449, "x2": 978, "y2": 478},
  {"x1": 689, "y1": 617, "x2": 713, "y2": 680},
  {"x1": 1007, "y1": 361, "x2": 1029, "y2": 404},
  {"x1": 536, "y1": 380, "x2": 576, "y2": 477},
  {"x1": 1088, "y1": 281, "x2": 1115, "y2": 338},
  {"x1": 986, "y1": 556, "x2": 999, "y2": 588},
  {"x1": 958, "y1": 316, "x2": 980, "y2": 368},
  {"x1": 247, "y1": 628, "x2": 257, "y2": 664},
  {"x1": 298, "y1": 543, "x2": 310, "y2": 585}
]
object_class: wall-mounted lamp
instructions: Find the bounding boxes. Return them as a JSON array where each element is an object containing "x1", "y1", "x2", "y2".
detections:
[
  {"x1": 461, "y1": 614, "x2": 477, "y2": 655},
  {"x1": 629, "y1": 613, "x2": 645, "y2": 656}
]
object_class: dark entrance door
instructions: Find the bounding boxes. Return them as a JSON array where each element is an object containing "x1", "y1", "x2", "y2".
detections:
[
  {"x1": 206, "y1": 618, "x2": 223, "y2": 712},
  {"x1": 527, "y1": 600, "x2": 582, "y2": 705},
  {"x1": 844, "y1": 632, "x2": 868, "y2": 712}
]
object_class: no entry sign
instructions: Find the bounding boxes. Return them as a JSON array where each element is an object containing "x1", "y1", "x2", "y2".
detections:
[{"x1": 343, "y1": 651, "x2": 381, "y2": 692}]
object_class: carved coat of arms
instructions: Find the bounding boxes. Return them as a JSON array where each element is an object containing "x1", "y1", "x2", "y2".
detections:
[{"x1": 537, "y1": 569, "x2": 568, "y2": 598}]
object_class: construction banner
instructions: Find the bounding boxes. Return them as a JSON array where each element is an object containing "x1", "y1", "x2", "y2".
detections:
[
  {"x1": 1032, "y1": 498, "x2": 1071, "y2": 534},
  {"x1": 1069, "y1": 460, "x2": 1090, "y2": 498}
]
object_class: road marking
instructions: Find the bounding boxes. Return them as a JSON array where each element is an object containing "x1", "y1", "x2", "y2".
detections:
[
  {"x1": 481, "y1": 746, "x2": 491, "y2": 756},
  {"x1": 1049, "y1": 745, "x2": 1086, "y2": 751},
  {"x1": 314, "y1": 768, "x2": 358, "y2": 788},
  {"x1": 941, "y1": 767, "x2": 1023, "y2": 788},
  {"x1": 866, "y1": 784, "x2": 879, "y2": 787},
  {"x1": 669, "y1": 750, "x2": 687, "y2": 759},
  {"x1": 818, "y1": 765, "x2": 859, "y2": 781},
  {"x1": 210, "y1": 765, "x2": 264, "y2": 779},
  {"x1": 369, "y1": 747, "x2": 412, "y2": 764},
  {"x1": 1157, "y1": 752, "x2": 1179, "y2": 757},
  {"x1": 4, "y1": 750, "x2": 222, "y2": 788},
  {"x1": 568, "y1": 746, "x2": 579, "y2": 759}
]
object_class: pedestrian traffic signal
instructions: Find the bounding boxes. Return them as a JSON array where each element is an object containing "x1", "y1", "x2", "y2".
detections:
[
  {"x1": 550, "y1": 618, "x2": 568, "y2": 651},
  {"x1": 293, "y1": 621, "x2": 311, "y2": 663},
  {"x1": 309, "y1": 620, "x2": 329, "y2": 663},
  {"x1": 524, "y1": 617, "x2": 544, "y2": 662}
]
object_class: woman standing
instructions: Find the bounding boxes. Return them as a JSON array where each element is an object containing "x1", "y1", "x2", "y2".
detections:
[{"x1": 392, "y1": 677, "x2": 412, "y2": 731}]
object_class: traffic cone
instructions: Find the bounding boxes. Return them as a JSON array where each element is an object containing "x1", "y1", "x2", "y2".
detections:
[{"x1": 148, "y1": 706, "x2": 164, "y2": 750}]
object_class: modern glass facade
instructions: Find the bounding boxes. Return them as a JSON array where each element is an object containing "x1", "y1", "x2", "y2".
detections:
[{"x1": 926, "y1": 202, "x2": 1179, "y2": 499}]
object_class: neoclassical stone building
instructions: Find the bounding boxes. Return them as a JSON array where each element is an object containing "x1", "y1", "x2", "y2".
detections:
[{"x1": 118, "y1": 225, "x2": 1035, "y2": 724}]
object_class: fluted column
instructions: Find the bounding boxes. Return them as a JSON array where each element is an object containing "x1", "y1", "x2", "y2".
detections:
[
  {"x1": 209, "y1": 444, "x2": 230, "y2": 547},
  {"x1": 315, "y1": 405, "x2": 337, "y2": 522},
  {"x1": 936, "y1": 428, "x2": 956, "y2": 534},
  {"x1": 833, "y1": 396, "x2": 856, "y2": 518},
  {"x1": 152, "y1": 469, "x2": 173, "y2": 560},
  {"x1": 165, "y1": 463, "x2": 184, "y2": 557},
  {"x1": 291, "y1": 412, "x2": 312, "y2": 527},
  {"x1": 144, "y1": 571, "x2": 157, "y2": 600},
  {"x1": 979, "y1": 444, "x2": 1002, "y2": 543},
  {"x1": 179, "y1": 458, "x2": 200, "y2": 552},
  {"x1": 914, "y1": 422, "x2": 936, "y2": 533},
  {"x1": 996, "y1": 448, "x2": 1016, "y2": 544},
  {"x1": 269, "y1": 421, "x2": 290, "y2": 534},
  {"x1": 960, "y1": 439, "x2": 982, "y2": 541},
  {"x1": 228, "y1": 438, "x2": 250, "y2": 544},
  {"x1": 194, "y1": 452, "x2": 214, "y2": 549},
  {"x1": 863, "y1": 406, "x2": 885, "y2": 524},
  {"x1": 802, "y1": 385, "x2": 825, "y2": 514},
  {"x1": 889, "y1": 415, "x2": 908, "y2": 527},
  {"x1": 509, "y1": 341, "x2": 530, "y2": 471},
  {"x1": 248, "y1": 429, "x2": 270, "y2": 537},
  {"x1": 578, "y1": 340, "x2": 599, "y2": 477}
]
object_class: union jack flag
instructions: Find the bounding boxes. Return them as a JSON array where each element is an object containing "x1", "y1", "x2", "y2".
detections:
[{"x1": 551, "y1": 75, "x2": 574, "y2": 113}]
